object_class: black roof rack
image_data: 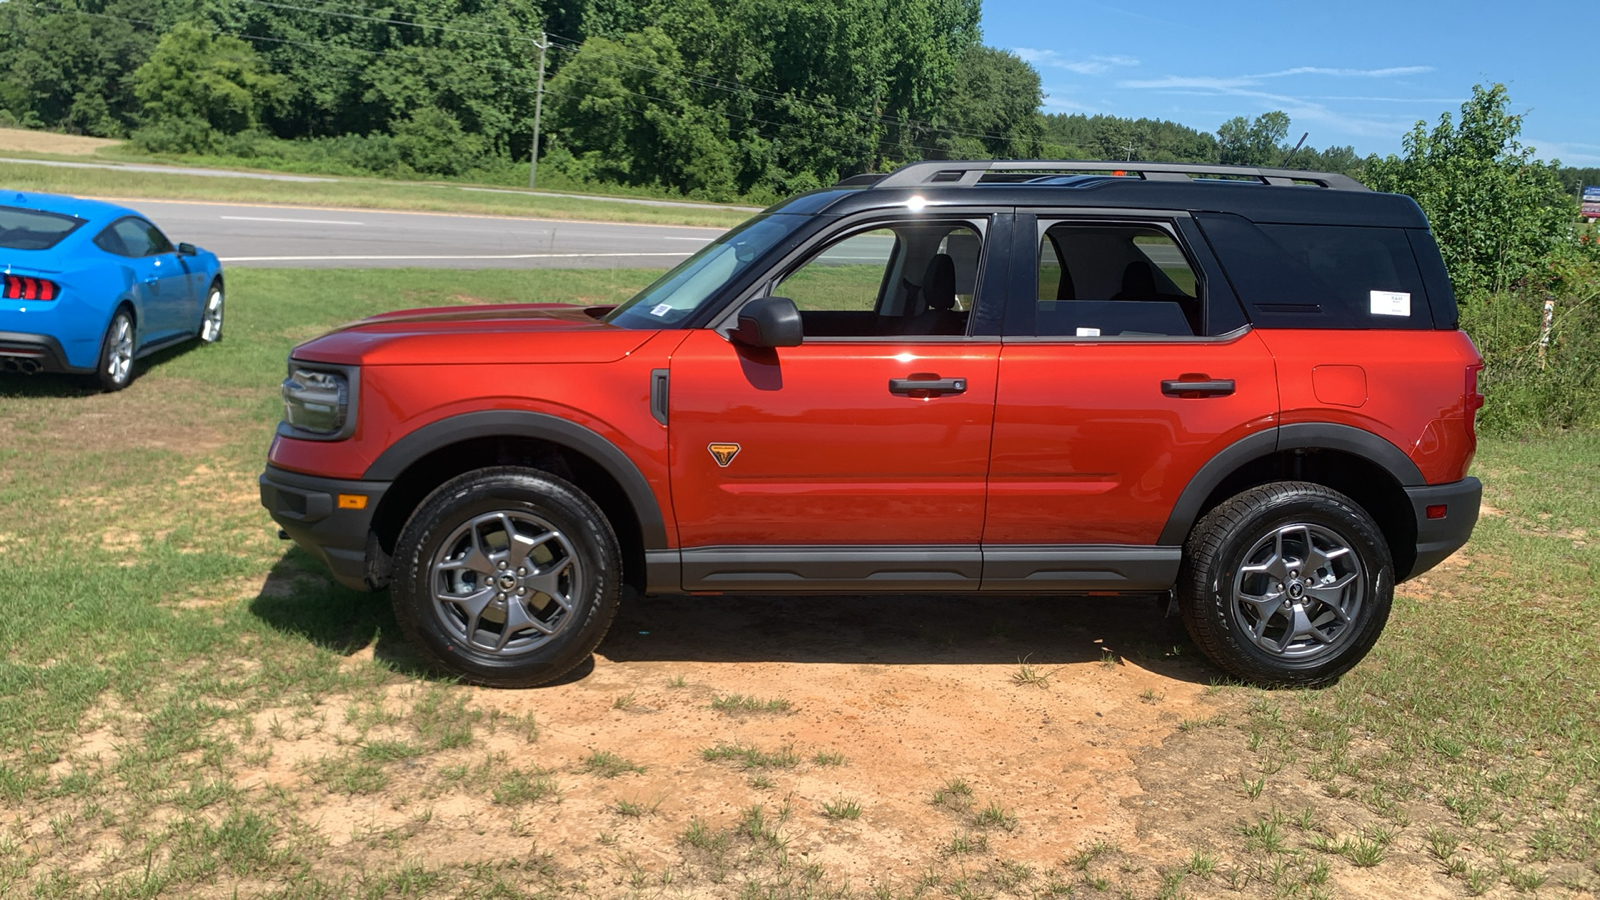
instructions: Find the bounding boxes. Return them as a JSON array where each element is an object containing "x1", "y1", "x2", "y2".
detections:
[
  {"x1": 873, "y1": 160, "x2": 1368, "y2": 192},
  {"x1": 833, "y1": 173, "x2": 886, "y2": 187}
]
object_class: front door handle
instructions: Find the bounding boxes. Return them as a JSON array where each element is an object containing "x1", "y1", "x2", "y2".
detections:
[
  {"x1": 890, "y1": 376, "x2": 967, "y2": 397},
  {"x1": 1161, "y1": 378, "x2": 1235, "y2": 397}
]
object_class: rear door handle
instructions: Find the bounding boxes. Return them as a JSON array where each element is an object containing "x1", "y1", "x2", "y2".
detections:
[
  {"x1": 890, "y1": 376, "x2": 967, "y2": 397},
  {"x1": 1161, "y1": 378, "x2": 1235, "y2": 397}
]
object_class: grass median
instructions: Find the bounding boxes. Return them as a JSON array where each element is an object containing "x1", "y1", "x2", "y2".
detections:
[
  {"x1": 0, "y1": 160, "x2": 753, "y2": 229},
  {"x1": 0, "y1": 267, "x2": 1596, "y2": 896}
]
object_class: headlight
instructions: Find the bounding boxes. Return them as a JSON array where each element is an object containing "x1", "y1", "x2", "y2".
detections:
[{"x1": 282, "y1": 365, "x2": 353, "y2": 438}]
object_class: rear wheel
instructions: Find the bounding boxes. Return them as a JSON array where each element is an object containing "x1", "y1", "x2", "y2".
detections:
[
  {"x1": 1178, "y1": 482, "x2": 1393, "y2": 687},
  {"x1": 199, "y1": 281, "x2": 224, "y2": 343},
  {"x1": 95, "y1": 308, "x2": 136, "y2": 392},
  {"x1": 391, "y1": 467, "x2": 621, "y2": 687}
]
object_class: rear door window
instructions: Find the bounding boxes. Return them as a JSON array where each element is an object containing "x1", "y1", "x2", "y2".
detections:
[
  {"x1": 0, "y1": 206, "x2": 85, "y2": 250},
  {"x1": 1026, "y1": 222, "x2": 1204, "y2": 337}
]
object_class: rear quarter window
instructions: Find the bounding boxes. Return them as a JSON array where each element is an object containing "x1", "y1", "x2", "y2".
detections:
[
  {"x1": 0, "y1": 205, "x2": 86, "y2": 250},
  {"x1": 1196, "y1": 213, "x2": 1435, "y2": 330}
]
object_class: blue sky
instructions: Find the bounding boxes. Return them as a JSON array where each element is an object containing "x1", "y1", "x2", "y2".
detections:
[{"x1": 980, "y1": 0, "x2": 1599, "y2": 166}]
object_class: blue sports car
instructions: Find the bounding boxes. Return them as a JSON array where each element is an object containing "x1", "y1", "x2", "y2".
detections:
[{"x1": 1, "y1": 191, "x2": 224, "y2": 391}]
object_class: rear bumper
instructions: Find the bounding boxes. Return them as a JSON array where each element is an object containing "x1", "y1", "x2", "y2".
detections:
[
  {"x1": 260, "y1": 464, "x2": 392, "y2": 591},
  {"x1": 0, "y1": 330, "x2": 90, "y2": 374},
  {"x1": 1402, "y1": 476, "x2": 1482, "y2": 580}
]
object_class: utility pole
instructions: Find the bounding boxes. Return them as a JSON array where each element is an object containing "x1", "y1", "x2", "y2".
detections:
[
  {"x1": 1121, "y1": 141, "x2": 1138, "y2": 161},
  {"x1": 529, "y1": 30, "x2": 549, "y2": 189}
]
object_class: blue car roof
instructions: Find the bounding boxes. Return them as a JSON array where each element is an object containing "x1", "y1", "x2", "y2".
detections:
[{"x1": 2, "y1": 190, "x2": 139, "y2": 226}]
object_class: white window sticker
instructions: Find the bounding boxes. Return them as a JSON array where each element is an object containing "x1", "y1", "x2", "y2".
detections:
[
  {"x1": 1075, "y1": 326, "x2": 1101, "y2": 337},
  {"x1": 649, "y1": 303, "x2": 672, "y2": 317},
  {"x1": 1370, "y1": 290, "x2": 1411, "y2": 316}
]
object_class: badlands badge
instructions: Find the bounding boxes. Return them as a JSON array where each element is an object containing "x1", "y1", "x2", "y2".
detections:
[{"x1": 707, "y1": 443, "x2": 741, "y2": 467}]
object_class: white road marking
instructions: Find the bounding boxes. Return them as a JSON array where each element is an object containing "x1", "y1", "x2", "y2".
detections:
[
  {"x1": 661, "y1": 236, "x2": 714, "y2": 242},
  {"x1": 220, "y1": 215, "x2": 365, "y2": 225},
  {"x1": 218, "y1": 251, "x2": 695, "y2": 262}
]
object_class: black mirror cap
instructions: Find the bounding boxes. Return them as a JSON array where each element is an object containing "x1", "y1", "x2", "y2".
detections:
[
  {"x1": 733, "y1": 297, "x2": 803, "y2": 348},
  {"x1": 177, "y1": 242, "x2": 198, "y2": 256}
]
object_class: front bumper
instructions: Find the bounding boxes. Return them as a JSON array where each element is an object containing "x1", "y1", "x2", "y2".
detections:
[
  {"x1": 260, "y1": 464, "x2": 391, "y2": 591},
  {"x1": 0, "y1": 330, "x2": 90, "y2": 375},
  {"x1": 1402, "y1": 476, "x2": 1482, "y2": 580}
]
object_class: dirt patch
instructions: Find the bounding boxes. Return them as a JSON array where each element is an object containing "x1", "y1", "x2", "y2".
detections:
[{"x1": 0, "y1": 127, "x2": 120, "y2": 156}]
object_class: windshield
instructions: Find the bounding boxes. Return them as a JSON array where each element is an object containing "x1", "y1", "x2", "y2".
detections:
[
  {"x1": 0, "y1": 205, "x2": 86, "y2": 251},
  {"x1": 606, "y1": 215, "x2": 807, "y2": 328}
]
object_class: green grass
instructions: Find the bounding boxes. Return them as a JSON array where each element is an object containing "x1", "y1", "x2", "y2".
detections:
[
  {"x1": 708, "y1": 693, "x2": 793, "y2": 714},
  {"x1": 1, "y1": 259, "x2": 1599, "y2": 895},
  {"x1": 0, "y1": 160, "x2": 750, "y2": 229},
  {"x1": 0, "y1": 266, "x2": 660, "y2": 897},
  {"x1": 580, "y1": 750, "x2": 645, "y2": 779}
]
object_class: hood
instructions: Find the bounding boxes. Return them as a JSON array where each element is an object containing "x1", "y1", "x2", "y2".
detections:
[{"x1": 291, "y1": 302, "x2": 652, "y2": 366}]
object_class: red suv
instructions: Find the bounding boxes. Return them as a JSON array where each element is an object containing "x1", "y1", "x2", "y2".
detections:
[{"x1": 260, "y1": 160, "x2": 1483, "y2": 688}]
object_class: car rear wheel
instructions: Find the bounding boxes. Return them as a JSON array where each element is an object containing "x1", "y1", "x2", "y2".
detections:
[
  {"x1": 391, "y1": 467, "x2": 621, "y2": 687},
  {"x1": 1177, "y1": 482, "x2": 1393, "y2": 687},
  {"x1": 95, "y1": 308, "x2": 136, "y2": 392},
  {"x1": 199, "y1": 282, "x2": 224, "y2": 343}
]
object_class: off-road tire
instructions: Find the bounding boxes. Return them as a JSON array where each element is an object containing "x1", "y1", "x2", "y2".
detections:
[
  {"x1": 1177, "y1": 481, "x2": 1393, "y2": 687},
  {"x1": 392, "y1": 466, "x2": 621, "y2": 688}
]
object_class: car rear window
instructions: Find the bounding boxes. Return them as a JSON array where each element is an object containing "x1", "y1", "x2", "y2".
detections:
[
  {"x1": 0, "y1": 205, "x2": 86, "y2": 251},
  {"x1": 1195, "y1": 213, "x2": 1435, "y2": 330}
]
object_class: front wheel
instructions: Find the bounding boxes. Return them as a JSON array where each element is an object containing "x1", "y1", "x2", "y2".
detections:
[
  {"x1": 1177, "y1": 482, "x2": 1393, "y2": 687},
  {"x1": 391, "y1": 467, "x2": 622, "y2": 687}
]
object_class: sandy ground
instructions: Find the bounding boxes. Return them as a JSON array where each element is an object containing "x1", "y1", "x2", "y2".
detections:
[{"x1": 0, "y1": 126, "x2": 120, "y2": 155}]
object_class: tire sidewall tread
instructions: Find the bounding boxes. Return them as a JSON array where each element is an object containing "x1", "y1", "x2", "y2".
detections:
[
  {"x1": 1178, "y1": 481, "x2": 1393, "y2": 688},
  {"x1": 392, "y1": 466, "x2": 621, "y2": 688}
]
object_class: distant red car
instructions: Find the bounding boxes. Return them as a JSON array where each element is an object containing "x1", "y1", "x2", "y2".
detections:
[{"x1": 261, "y1": 160, "x2": 1483, "y2": 689}]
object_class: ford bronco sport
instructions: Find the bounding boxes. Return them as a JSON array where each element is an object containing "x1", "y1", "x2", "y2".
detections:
[{"x1": 260, "y1": 160, "x2": 1483, "y2": 688}]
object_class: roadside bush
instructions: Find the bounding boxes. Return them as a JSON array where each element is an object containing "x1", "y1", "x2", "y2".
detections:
[
  {"x1": 392, "y1": 108, "x2": 486, "y2": 177},
  {"x1": 1463, "y1": 238, "x2": 1600, "y2": 432}
]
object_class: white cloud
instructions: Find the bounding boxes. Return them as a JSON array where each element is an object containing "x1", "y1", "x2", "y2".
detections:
[
  {"x1": 1114, "y1": 65, "x2": 1449, "y2": 140},
  {"x1": 1259, "y1": 66, "x2": 1434, "y2": 79},
  {"x1": 1524, "y1": 138, "x2": 1600, "y2": 166},
  {"x1": 1014, "y1": 48, "x2": 1139, "y2": 76}
]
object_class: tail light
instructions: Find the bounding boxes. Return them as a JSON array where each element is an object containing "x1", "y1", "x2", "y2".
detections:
[
  {"x1": 1466, "y1": 363, "x2": 1485, "y2": 413},
  {"x1": 2, "y1": 274, "x2": 59, "y2": 301}
]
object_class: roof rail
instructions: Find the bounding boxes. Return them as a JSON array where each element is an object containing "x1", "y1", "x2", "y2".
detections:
[{"x1": 873, "y1": 160, "x2": 1369, "y2": 192}]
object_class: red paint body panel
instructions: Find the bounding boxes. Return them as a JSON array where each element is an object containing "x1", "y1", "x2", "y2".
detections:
[
  {"x1": 1257, "y1": 329, "x2": 1482, "y2": 483},
  {"x1": 269, "y1": 324, "x2": 687, "y2": 542},
  {"x1": 667, "y1": 331, "x2": 1001, "y2": 546},
  {"x1": 986, "y1": 329, "x2": 1279, "y2": 544}
]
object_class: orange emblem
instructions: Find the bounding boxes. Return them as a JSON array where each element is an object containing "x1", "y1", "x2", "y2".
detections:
[{"x1": 708, "y1": 443, "x2": 741, "y2": 467}]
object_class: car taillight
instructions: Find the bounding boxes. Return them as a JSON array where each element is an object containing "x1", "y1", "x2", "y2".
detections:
[
  {"x1": 1466, "y1": 363, "x2": 1485, "y2": 412},
  {"x1": 2, "y1": 274, "x2": 59, "y2": 301}
]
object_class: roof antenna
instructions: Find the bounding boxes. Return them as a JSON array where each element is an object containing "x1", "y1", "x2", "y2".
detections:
[{"x1": 1283, "y1": 132, "x2": 1309, "y2": 166}]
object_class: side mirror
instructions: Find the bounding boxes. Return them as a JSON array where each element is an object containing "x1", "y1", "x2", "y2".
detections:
[
  {"x1": 177, "y1": 242, "x2": 197, "y2": 256},
  {"x1": 732, "y1": 297, "x2": 803, "y2": 348}
]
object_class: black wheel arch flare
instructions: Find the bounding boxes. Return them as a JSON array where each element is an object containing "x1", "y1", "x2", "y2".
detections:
[
  {"x1": 1158, "y1": 423, "x2": 1425, "y2": 547},
  {"x1": 363, "y1": 410, "x2": 670, "y2": 550}
]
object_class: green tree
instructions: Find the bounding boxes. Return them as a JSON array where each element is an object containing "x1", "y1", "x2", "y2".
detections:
[
  {"x1": 545, "y1": 27, "x2": 736, "y2": 196},
  {"x1": 130, "y1": 24, "x2": 282, "y2": 152},
  {"x1": 934, "y1": 46, "x2": 1042, "y2": 159},
  {"x1": 1217, "y1": 111, "x2": 1290, "y2": 166},
  {"x1": 1365, "y1": 83, "x2": 1575, "y2": 296}
]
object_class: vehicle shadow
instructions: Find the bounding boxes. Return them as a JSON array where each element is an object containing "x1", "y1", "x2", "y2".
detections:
[
  {"x1": 248, "y1": 547, "x2": 1220, "y2": 687},
  {"x1": 0, "y1": 340, "x2": 205, "y2": 398},
  {"x1": 248, "y1": 548, "x2": 432, "y2": 679},
  {"x1": 603, "y1": 590, "x2": 1219, "y2": 685}
]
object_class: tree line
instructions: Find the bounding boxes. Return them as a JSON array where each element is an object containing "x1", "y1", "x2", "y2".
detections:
[{"x1": 2, "y1": 0, "x2": 1593, "y2": 204}]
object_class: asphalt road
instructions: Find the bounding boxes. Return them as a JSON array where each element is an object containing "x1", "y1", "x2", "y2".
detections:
[{"x1": 123, "y1": 199, "x2": 724, "y2": 269}]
